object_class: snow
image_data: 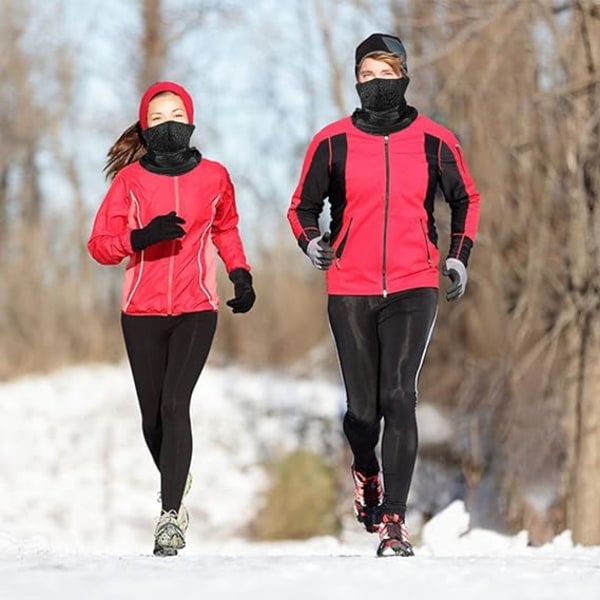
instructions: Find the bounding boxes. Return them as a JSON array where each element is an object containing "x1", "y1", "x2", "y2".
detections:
[{"x1": 0, "y1": 363, "x2": 599, "y2": 600}]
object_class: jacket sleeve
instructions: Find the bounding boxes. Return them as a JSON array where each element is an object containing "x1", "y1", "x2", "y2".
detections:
[
  {"x1": 438, "y1": 132, "x2": 481, "y2": 267},
  {"x1": 287, "y1": 133, "x2": 331, "y2": 253},
  {"x1": 87, "y1": 175, "x2": 135, "y2": 265},
  {"x1": 212, "y1": 168, "x2": 251, "y2": 274}
]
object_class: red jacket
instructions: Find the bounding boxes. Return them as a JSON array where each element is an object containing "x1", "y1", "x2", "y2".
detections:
[
  {"x1": 88, "y1": 159, "x2": 250, "y2": 315},
  {"x1": 287, "y1": 114, "x2": 480, "y2": 296}
]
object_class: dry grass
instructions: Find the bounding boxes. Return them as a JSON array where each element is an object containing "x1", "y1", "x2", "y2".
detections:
[{"x1": 248, "y1": 449, "x2": 341, "y2": 541}]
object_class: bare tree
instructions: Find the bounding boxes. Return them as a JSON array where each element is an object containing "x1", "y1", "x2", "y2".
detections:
[
  {"x1": 562, "y1": 0, "x2": 600, "y2": 546},
  {"x1": 138, "y1": 0, "x2": 166, "y2": 90}
]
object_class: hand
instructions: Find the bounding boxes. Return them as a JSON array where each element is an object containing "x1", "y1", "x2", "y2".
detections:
[
  {"x1": 130, "y1": 211, "x2": 186, "y2": 251},
  {"x1": 306, "y1": 232, "x2": 335, "y2": 270},
  {"x1": 226, "y1": 268, "x2": 256, "y2": 314},
  {"x1": 443, "y1": 257, "x2": 468, "y2": 301}
]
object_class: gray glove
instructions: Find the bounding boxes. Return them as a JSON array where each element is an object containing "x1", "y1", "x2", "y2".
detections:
[
  {"x1": 307, "y1": 232, "x2": 334, "y2": 270},
  {"x1": 443, "y1": 258, "x2": 468, "y2": 301}
]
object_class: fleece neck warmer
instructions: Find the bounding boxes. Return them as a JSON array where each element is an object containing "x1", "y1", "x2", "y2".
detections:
[{"x1": 140, "y1": 121, "x2": 200, "y2": 175}]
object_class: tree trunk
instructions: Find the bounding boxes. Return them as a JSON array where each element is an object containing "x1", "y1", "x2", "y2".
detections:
[
  {"x1": 567, "y1": 321, "x2": 600, "y2": 543},
  {"x1": 139, "y1": 0, "x2": 166, "y2": 90},
  {"x1": 564, "y1": 0, "x2": 600, "y2": 545}
]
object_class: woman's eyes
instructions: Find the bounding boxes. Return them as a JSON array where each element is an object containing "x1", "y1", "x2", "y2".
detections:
[{"x1": 150, "y1": 113, "x2": 183, "y2": 122}]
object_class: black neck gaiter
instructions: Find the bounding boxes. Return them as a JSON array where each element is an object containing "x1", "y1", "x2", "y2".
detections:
[
  {"x1": 352, "y1": 77, "x2": 417, "y2": 135},
  {"x1": 140, "y1": 121, "x2": 201, "y2": 175},
  {"x1": 356, "y1": 77, "x2": 409, "y2": 112}
]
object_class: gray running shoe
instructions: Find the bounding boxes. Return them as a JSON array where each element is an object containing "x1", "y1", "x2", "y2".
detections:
[{"x1": 153, "y1": 510, "x2": 185, "y2": 557}]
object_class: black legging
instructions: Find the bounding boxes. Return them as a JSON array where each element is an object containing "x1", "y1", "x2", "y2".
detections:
[
  {"x1": 328, "y1": 288, "x2": 438, "y2": 517},
  {"x1": 121, "y1": 311, "x2": 217, "y2": 513}
]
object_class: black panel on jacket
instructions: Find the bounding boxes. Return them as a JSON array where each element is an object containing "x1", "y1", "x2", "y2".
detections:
[
  {"x1": 328, "y1": 133, "x2": 348, "y2": 246},
  {"x1": 295, "y1": 138, "x2": 332, "y2": 251},
  {"x1": 423, "y1": 134, "x2": 441, "y2": 247},
  {"x1": 439, "y1": 141, "x2": 473, "y2": 265}
]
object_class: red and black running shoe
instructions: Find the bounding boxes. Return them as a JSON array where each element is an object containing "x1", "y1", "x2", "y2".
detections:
[
  {"x1": 351, "y1": 466, "x2": 383, "y2": 533},
  {"x1": 376, "y1": 513, "x2": 414, "y2": 557}
]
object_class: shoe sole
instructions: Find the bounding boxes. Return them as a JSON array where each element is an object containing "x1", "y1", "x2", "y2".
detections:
[
  {"x1": 153, "y1": 544, "x2": 178, "y2": 557},
  {"x1": 376, "y1": 539, "x2": 414, "y2": 557}
]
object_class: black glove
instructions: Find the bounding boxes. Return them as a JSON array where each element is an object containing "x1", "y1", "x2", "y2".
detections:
[
  {"x1": 306, "y1": 232, "x2": 335, "y2": 270},
  {"x1": 443, "y1": 258, "x2": 468, "y2": 301},
  {"x1": 130, "y1": 211, "x2": 186, "y2": 251},
  {"x1": 226, "y1": 268, "x2": 256, "y2": 314}
]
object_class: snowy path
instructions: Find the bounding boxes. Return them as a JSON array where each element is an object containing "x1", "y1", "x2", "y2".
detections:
[{"x1": 2, "y1": 541, "x2": 599, "y2": 600}]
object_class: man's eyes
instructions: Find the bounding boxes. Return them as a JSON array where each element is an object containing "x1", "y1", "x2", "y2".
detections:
[{"x1": 360, "y1": 72, "x2": 394, "y2": 79}]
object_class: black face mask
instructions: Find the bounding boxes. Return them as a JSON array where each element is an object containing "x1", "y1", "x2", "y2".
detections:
[
  {"x1": 142, "y1": 120, "x2": 195, "y2": 154},
  {"x1": 356, "y1": 77, "x2": 410, "y2": 112}
]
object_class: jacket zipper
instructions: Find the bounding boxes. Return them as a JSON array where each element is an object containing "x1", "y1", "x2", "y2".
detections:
[
  {"x1": 167, "y1": 177, "x2": 180, "y2": 315},
  {"x1": 382, "y1": 135, "x2": 390, "y2": 297}
]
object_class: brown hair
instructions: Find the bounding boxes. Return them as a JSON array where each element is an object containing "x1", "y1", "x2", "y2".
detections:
[
  {"x1": 357, "y1": 52, "x2": 407, "y2": 78},
  {"x1": 103, "y1": 122, "x2": 147, "y2": 180}
]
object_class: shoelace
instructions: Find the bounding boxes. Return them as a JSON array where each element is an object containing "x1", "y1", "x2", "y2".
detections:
[
  {"x1": 379, "y1": 514, "x2": 410, "y2": 542},
  {"x1": 156, "y1": 509, "x2": 180, "y2": 529}
]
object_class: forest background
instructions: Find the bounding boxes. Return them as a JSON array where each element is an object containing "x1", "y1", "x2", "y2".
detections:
[{"x1": 0, "y1": 0, "x2": 598, "y2": 545}]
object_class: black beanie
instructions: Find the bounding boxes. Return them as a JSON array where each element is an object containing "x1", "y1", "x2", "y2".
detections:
[{"x1": 355, "y1": 33, "x2": 408, "y2": 73}]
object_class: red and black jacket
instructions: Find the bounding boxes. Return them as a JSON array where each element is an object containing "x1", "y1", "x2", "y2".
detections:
[
  {"x1": 287, "y1": 113, "x2": 480, "y2": 296},
  {"x1": 88, "y1": 159, "x2": 250, "y2": 315}
]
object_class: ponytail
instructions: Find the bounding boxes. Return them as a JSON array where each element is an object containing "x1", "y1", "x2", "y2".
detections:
[{"x1": 104, "y1": 122, "x2": 147, "y2": 180}]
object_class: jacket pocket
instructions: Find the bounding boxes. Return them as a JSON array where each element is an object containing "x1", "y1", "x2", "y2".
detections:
[
  {"x1": 334, "y1": 218, "x2": 353, "y2": 268},
  {"x1": 419, "y1": 219, "x2": 433, "y2": 266}
]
